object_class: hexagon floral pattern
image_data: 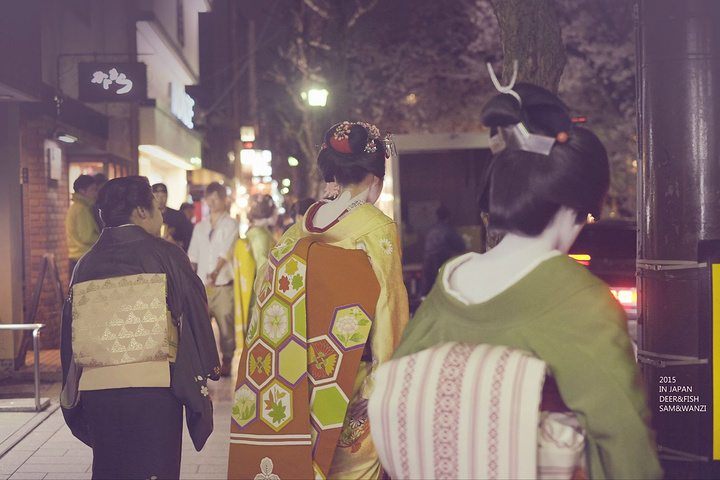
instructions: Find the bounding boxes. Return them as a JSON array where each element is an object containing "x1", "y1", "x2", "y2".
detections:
[
  {"x1": 329, "y1": 304, "x2": 373, "y2": 351},
  {"x1": 246, "y1": 340, "x2": 274, "y2": 390},
  {"x1": 232, "y1": 382, "x2": 258, "y2": 429},
  {"x1": 260, "y1": 299, "x2": 291, "y2": 348},
  {"x1": 307, "y1": 335, "x2": 342, "y2": 385},
  {"x1": 261, "y1": 380, "x2": 293, "y2": 431},
  {"x1": 255, "y1": 262, "x2": 276, "y2": 308},
  {"x1": 245, "y1": 305, "x2": 260, "y2": 345},
  {"x1": 275, "y1": 255, "x2": 306, "y2": 304}
]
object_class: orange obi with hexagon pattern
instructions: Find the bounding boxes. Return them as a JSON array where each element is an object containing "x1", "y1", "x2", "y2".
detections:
[{"x1": 228, "y1": 236, "x2": 380, "y2": 480}]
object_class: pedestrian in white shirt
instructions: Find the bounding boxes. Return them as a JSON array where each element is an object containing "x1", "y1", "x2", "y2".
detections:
[{"x1": 188, "y1": 182, "x2": 238, "y2": 376}]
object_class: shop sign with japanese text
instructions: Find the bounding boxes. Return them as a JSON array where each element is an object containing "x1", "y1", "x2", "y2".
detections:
[{"x1": 78, "y1": 62, "x2": 147, "y2": 102}]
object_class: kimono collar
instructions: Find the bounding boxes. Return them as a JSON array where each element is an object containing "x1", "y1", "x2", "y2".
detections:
[
  {"x1": 302, "y1": 203, "x2": 386, "y2": 243},
  {"x1": 97, "y1": 224, "x2": 153, "y2": 245}
]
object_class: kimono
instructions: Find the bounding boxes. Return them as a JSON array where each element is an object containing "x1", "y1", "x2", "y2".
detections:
[
  {"x1": 60, "y1": 224, "x2": 220, "y2": 478},
  {"x1": 392, "y1": 252, "x2": 663, "y2": 480},
  {"x1": 228, "y1": 202, "x2": 410, "y2": 480},
  {"x1": 231, "y1": 226, "x2": 276, "y2": 354}
]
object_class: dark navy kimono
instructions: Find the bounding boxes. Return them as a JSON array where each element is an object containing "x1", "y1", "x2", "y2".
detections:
[{"x1": 60, "y1": 224, "x2": 220, "y2": 478}]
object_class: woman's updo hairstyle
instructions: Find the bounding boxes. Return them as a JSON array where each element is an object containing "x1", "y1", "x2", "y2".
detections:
[
  {"x1": 97, "y1": 175, "x2": 156, "y2": 228},
  {"x1": 248, "y1": 193, "x2": 276, "y2": 221},
  {"x1": 316, "y1": 121, "x2": 386, "y2": 186},
  {"x1": 479, "y1": 83, "x2": 610, "y2": 236}
]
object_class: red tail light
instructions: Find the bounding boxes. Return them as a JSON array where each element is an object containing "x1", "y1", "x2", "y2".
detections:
[
  {"x1": 569, "y1": 253, "x2": 591, "y2": 266},
  {"x1": 610, "y1": 287, "x2": 637, "y2": 307}
]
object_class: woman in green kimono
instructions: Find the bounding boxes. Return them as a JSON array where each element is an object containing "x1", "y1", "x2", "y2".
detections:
[
  {"x1": 228, "y1": 122, "x2": 409, "y2": 480},
  {"x1": 392, "y1": 84, "x2": 662, "y2": 480}
]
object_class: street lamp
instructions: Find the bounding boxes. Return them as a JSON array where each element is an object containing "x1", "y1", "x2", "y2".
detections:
[{"x1": 301, "y1": 88, "x2": 329, "y2": 107}]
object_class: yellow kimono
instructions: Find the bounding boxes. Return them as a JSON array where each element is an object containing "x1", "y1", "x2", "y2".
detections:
[
  {"x1": 257, "y1": 202, "x2": 410, "y2": 479},
  {"x1": 231, "y1": 238, "x2": 255, "y2": 354},
  {"x1": 231, "y1": 226, "x2": 276, "y2": 355}
]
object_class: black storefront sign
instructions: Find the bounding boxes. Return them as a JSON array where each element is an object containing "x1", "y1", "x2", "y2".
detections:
[{"x1": 78, "y1": 62, "x2": 147, "y2": 102}]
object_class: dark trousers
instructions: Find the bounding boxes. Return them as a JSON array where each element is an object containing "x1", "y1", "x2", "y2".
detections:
[{"x1": 82, "y1": 387, "x2": 183, "y2": 480}]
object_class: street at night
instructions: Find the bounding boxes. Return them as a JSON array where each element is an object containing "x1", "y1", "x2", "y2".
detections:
[{"x1": 2, "y1": 1, "x2": 720, "y2": 479}]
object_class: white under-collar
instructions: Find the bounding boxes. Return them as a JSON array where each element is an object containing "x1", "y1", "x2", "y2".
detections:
[
  {"x1": 443, "y1": 250, "x2": 561, "y2": 306},
  {"x1": 312, "y1": 190, "x2": 367, "y2": 230}
]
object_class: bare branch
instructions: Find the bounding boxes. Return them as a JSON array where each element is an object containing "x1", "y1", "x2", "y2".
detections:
[
  {"x1": 308, "y1": 40, "x2": 332, "y2": 51},
  {"x1": 303, "y1": 0, "x2": 331, "y2": 19},
  {"x1": 347, "y1": 0, "x2": 380, "y2": 27}
]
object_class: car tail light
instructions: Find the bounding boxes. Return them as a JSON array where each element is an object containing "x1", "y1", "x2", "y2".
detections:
[
  {"x1": 610, "y1": 287, "x2": 637, "y2": 308},
  {"x1": 569, "y1": 253, "x2": 591, "y2": 266}
]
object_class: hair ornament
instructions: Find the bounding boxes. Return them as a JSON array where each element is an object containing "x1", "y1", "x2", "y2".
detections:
[
  {"x1": 487, "y1": 59, "x2": 521, "y2": 107},
  {"x1": 485, "y1": 62, "x2": 560, "y2": 156},
  {"x1": 327, "y1": 121, "x2": 382, "y2": 155},
  {"x1": 329, "y1": 122, "x2": 353, "y2": 153},
  {"x1": 356, "y1": 121, "x2": 381, "y2": 140},
  {"x1": 382, "y1": 133, "x2": 397, "y2": 158},
  {"x1": 489, "y1": 122, "x2": 556, "y2": 156},
  {"x1": 320, "y1": 143, "x2": 328, "y2": 150}
]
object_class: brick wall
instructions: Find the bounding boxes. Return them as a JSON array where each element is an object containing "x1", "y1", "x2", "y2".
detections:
[{"x1": 19, "y1": 114, "x2": 105, "y2": 349}]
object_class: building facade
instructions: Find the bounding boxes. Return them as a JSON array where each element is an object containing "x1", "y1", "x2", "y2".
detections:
[{"x1": 0, "y1": 0, "x2": 212, "y2": 377}]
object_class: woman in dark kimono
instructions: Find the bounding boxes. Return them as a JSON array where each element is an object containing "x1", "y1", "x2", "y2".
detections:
[{"x1": 60, "y1": 176, "x2": 220, "y2": 479}]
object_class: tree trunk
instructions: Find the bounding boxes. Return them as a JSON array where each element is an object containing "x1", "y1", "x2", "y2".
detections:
[{"x1": 490, "y1": 0, "x2": 566, "y2": 93}]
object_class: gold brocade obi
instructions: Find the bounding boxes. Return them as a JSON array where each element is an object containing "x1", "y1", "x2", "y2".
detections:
[{"x1": 72, "y1": 273, "x2": 178, "y2": 390}]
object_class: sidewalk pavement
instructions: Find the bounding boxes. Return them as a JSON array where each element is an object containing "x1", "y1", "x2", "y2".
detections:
[{"x1": 0, "y1": 372, "x2": 236, "y2": 480}]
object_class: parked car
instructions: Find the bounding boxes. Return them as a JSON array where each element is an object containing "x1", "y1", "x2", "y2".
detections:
[{"x1": 569, "y1": 219, "x2": 638, "y2": 341}]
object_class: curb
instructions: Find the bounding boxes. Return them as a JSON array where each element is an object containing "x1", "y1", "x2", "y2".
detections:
[{"x1": 0, "y1": 402, "x2": 60, "y2": 459}]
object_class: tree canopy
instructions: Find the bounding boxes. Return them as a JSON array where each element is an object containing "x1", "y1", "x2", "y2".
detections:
[{"x1": 265, "y1": 0, "x2": 638, "y2": 216}]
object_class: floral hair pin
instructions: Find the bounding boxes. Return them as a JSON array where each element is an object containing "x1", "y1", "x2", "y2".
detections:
[
  {"x1": 329, "y1": 122, "x2": 353, "y2": 153},
  {"x1": 326, "y1": 121, "x2": 382, "y2": 155}
]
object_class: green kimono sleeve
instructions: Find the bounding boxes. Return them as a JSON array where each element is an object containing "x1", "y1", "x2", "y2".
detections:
[{"x1": 530, "y1": 286, "x2": 662, "y2": 479}]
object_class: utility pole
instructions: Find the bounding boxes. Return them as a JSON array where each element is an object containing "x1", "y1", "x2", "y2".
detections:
[{"x1": 636, "y1": 1, "x2": 720, "y2": 478}]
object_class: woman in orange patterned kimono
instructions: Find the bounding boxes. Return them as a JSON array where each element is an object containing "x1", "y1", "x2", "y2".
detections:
[{"x1": 228, "y1": 122, "x2": 409, "y2": 480}]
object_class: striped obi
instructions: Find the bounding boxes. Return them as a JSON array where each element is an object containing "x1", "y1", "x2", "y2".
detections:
[{"x1": 368, "y1": 343, "x2": 585, "y2": 480}]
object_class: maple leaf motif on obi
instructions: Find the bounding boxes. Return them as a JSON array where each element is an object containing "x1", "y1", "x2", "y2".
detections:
[
  {"x1": 264, "y1": 388, "x2": 288, "y2": 424},
  {"x1": 285, "y1": 259, "x2": 299, "y2": 275},
  {"x1": 291, "y1": 274, "x2": 303, "y2": 290},
  {"x1": 269, "y1": 403, "x2": 287, "y2": 424},
  {"x1": 278, "y1": 276, "x2": 290, "y2": 292}
]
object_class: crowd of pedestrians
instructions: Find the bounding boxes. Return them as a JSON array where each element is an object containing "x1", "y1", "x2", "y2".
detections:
[{"x1": 60, "y1": 83, "x2": 662, "y2": 479}]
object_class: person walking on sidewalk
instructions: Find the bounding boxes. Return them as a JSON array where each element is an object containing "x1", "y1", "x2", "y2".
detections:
[
  {"x1": 60, "y1": 176, "x2": 221, "y2": 479},
  {"x1": 188, "y1": 182, "x2": 238, "y2": 376}
]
